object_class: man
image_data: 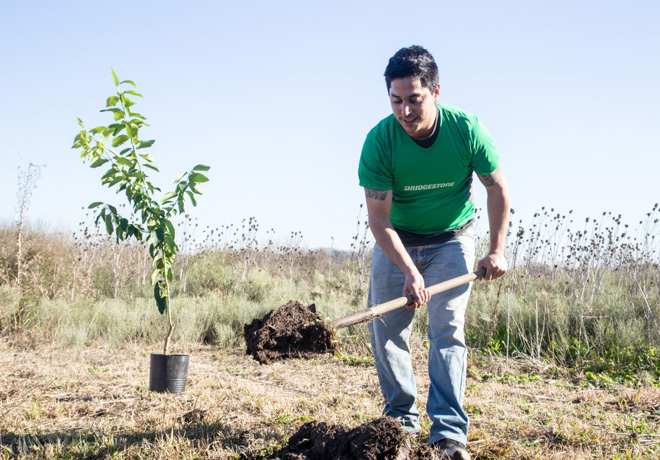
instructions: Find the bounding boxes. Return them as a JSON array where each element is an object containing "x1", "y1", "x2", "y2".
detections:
[{"x1": 358, "y1": 45, "x2": 509, "y2": 460}]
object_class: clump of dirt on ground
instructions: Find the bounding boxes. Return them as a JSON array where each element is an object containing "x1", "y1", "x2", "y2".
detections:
[
  {"x1": 244, "y1": 300, "x2": 340, "y2": 364},
  {"x1": 252, "y1": 417, "x2": 437, "y2": 459}
]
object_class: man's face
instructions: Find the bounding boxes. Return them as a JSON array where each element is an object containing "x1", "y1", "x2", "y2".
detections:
[{"x1": 389, "y1": 77, "x2": 440, "y2": 139}]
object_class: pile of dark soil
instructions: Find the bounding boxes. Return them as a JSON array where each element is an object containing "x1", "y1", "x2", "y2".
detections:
[
  {"x1": 244, "y1": 300, "x2": 340, "y2": 364},
  {"x1": 255, "y1": 417, "x2": 437, "y2": 459}
]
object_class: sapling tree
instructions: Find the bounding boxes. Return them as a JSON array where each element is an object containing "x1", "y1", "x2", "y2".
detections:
[{"x1": 72, "y1": 70, "x2": 210, "y2": 354}]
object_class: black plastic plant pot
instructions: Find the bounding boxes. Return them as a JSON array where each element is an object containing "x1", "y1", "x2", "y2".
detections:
[{"x1": 149, "y1": 353, "x2": 190, "y2": 394}]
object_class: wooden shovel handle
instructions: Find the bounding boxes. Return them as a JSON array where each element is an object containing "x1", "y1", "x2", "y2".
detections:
[{"x1": 331, "y1": 267, "x2": 486, "y2": 330}]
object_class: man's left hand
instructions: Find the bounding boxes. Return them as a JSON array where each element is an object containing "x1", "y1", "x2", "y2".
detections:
[{"x1": 477, "y1": 252, "x2": 507, "y2": 280}]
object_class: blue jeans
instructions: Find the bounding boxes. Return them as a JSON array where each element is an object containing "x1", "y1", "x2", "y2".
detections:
[{"x1": 367, "y1": 229, "x2": 475, "y2": 445}]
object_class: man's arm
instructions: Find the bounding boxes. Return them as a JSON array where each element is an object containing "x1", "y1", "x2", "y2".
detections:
[
  {"x1": 364, "y1": 188, "x2": 430, "y2": 307},
  {"x1": 476, "y1": 166, "x2": 510, "y2": 280}
]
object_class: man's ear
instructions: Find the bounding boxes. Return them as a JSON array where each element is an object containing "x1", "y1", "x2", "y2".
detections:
[{"x1": 433, "y1": 84, "x2": 441, "y2": 102}]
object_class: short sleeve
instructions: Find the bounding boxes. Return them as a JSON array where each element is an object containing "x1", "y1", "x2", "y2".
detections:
[
  {"x1": 358, "y1": 129, "x2": 393, "y2": 190},
  {"x1": 469, "y1": 115, "x2": 500, "y2": 175}
]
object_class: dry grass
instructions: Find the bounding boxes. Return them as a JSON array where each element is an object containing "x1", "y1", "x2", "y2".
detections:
[{"x1": 1, "y1": 336, "x2": 658, "y2": 459}]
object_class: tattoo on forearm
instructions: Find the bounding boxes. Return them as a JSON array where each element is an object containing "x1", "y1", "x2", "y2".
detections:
[
  {"x1": 365, "y1": 188, "x2": 389, "y2": 200},
  {"x1": 477, "y1": 174, "x2": 496, "y2": 187}
]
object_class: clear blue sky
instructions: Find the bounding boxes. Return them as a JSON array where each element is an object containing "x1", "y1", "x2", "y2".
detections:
[{"x1": 1, "y1": 1, "x2": 658, "y2": 250}]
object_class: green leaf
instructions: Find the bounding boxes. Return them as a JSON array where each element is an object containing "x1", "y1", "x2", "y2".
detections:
[
  {"x1": 139, "y1": 153, "x2": 154, "y2": 162},
  {"x1": 88, "y1": 202, "x2": 104, "y2": 209},
  {"x1": 143, "y1": 163, "x2": 159, "y2": 172},
  {"x1": 123, "y1": 90, "x2": 143, "y2": 97},
  {"x1": 192, "y1": 164, "x2": 211, "y2": 172},
  {"x1": 154, "y1": 281, "x2": 168, "y2": 315},
  {"x1": 173, "y1": 172, "x2": 186, "y2": 183},
  {"x1": 111, "y1": 69, "x2": 120, "y2": 86},
  {"x1": 120, "y1": 80, "x2": 136, "y2": 87},
  {"x1": 101, "y1": 168, "x2": 116, "y2": 180},
  {"x1": 130, "y1": 224, "x2": 143, "y2": 240},
  {"x1": 106, "y1": 95, "x2": 119, "y2": 107},
  {"x1": 164, "y1": 241, "x2": 176, "y2": 259},
  {"x1": 156, "y1": 226, "x2": 165, "y2": 243},
  {"x1": 108, "y1": 123, "x2": 125, "y2": 136},
  {"x1": 104, "y1": 214, "x2": 114, "y2": 235},
  {"x1": 189, "y1": 172, "x2": 209, "y2": 183},
  {"x1": 91, "y1": 158, "x2": 109, "y2": 168},
  {"x1": 118, "y1": 218, "x2": 129, "y2": 237},
  {"x1": 112, "y1": 135, "x2": 130, "y2": 147},
  {"x1": 186, "y1": 190, "x2": 197, "y2": 206},
  {"x1": 77, "y1": 118, "x2": 84, "y2": 128},
  {"x1": 191, "y1": 184, "x2": 203, "y2": 195},
  {"x1": 100, "y1": 107, "x2": 126, "y2": 121},
  {"x1": 107, "y1": 177, "x2": 123, "y2": 187},
  {"x1": 151, "y1": 269, "x2": 160, "y2": 286},
  {"x1": 115, "y1": 156, "x2": 132, "y2": 167},
  {"x1": 161, "y1": 192, "x2": 176, "y2": 202},
  {"x1": 137, "y1": 140, "x2": 155, "y2": 149},
  {"x1": 163, "y1": 219, "x2": 175, "y2": 238}
]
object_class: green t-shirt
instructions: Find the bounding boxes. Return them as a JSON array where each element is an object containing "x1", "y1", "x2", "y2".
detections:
[{"x1": 358, "y1": 103, "x2": 499, "y2": 234}]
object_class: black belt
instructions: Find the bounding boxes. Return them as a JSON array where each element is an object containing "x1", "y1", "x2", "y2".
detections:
[{"x1": 394, "y1": 220, "x2": 473, "y2": 248}]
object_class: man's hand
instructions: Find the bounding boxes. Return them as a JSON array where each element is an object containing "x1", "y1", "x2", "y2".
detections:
[
  {"x1": 477, "y1": 252, "x2": 507, "y2": 280},
  {"x1": 403, "y1": 268, "x2": 430, "y2": 310}
]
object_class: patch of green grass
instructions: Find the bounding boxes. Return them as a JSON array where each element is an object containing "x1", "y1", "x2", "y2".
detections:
[
  {"x1": 335, "y1": 352, "x2": 374, "y2": 367},
  {"x1": 351, "y1": 413, "x2": 369, "y2": 423},
  {"x1": 273, "y1": 413, "x2": 314, "y2": 425}
]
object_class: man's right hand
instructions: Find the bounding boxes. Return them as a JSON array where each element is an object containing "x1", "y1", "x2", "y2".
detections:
[{"x1": 403, "y1": 268, "x2": 430, "y2": 309}]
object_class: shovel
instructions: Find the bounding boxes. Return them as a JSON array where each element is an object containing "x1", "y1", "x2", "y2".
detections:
[{"x1": 331, "y1": 267, "x2": 486, "y2": 329}]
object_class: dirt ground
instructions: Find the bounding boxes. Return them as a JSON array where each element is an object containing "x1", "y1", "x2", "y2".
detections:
[{"x1": 1, "y1": 336, "x2": 659, "y2": 459}]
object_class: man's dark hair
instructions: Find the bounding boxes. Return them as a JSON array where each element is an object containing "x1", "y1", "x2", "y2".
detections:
[{"x1": 384, "y1": 45, "x2": 439, "y2": 93}]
